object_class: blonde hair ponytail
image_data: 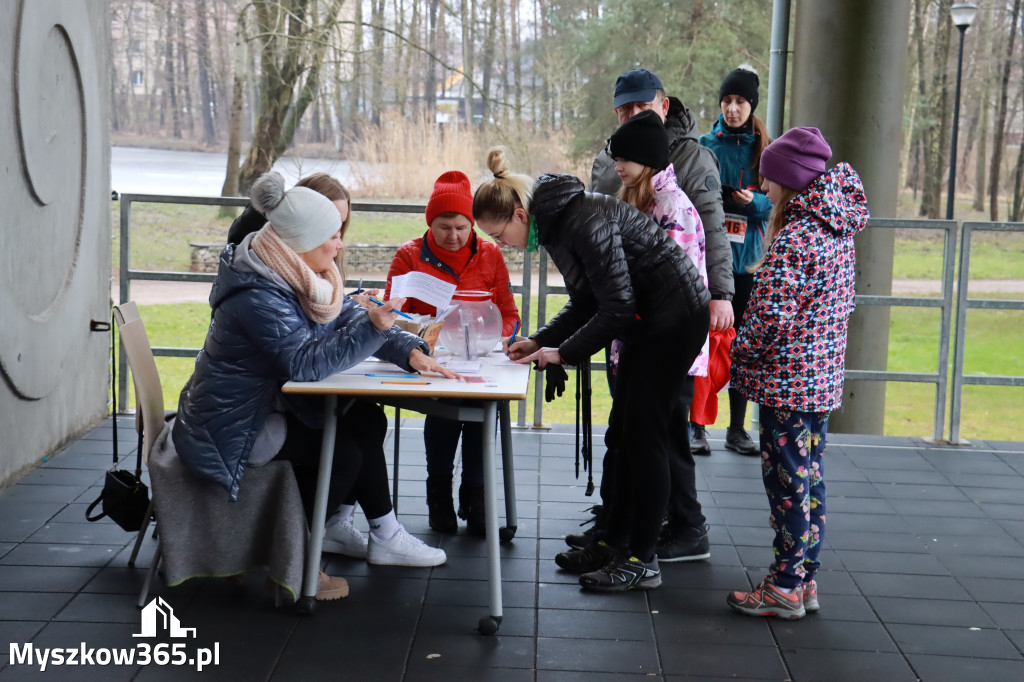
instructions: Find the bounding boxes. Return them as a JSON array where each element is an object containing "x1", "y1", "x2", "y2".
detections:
[{"x1": 472, "y1": 147, "x2": 535, "y2": 223}]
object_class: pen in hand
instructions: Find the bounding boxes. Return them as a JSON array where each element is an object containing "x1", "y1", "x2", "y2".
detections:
[
  {"x1": 355, "y1": 279, "x2": 363, "y2": 295},
  {"x1": 507, "y1": 320, "x2": 520, "y2": 355},
  {"x1": 368, "y1": 296, "x2": 415, "y2": 320}
]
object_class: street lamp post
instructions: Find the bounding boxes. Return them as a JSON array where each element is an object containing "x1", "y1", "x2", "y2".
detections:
[{"x1": 946, "y1": 2, "x2": 977, "y2": 220}]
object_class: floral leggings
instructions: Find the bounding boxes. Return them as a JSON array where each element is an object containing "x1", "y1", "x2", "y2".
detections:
[{"x1": 758, "y1": 405, "x2": 828, "y2": 589}]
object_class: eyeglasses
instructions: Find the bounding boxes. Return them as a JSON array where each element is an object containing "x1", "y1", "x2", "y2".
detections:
[{"x1": 488, "y1": 220, "x2": 510, "y2": 244}]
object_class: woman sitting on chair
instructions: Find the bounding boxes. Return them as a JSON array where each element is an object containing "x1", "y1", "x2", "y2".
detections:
[{"x1": 172, "y1": 171, "x2": 457, "y2": 601}]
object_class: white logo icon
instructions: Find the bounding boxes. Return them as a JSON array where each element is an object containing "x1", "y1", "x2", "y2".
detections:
[{"x1": 133, "y1": 597, "x2": 196, "y2": 639}]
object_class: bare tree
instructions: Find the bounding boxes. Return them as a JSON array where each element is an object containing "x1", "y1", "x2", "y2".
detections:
[
  {"x1": 222, "y1": 4, "x2": 248, "y2": 198},
  {"x1": 236, "y1": 0, "x2": 344, "y2": 193},
  {"x1": 195, "y1": 0, "x2": 218, "y2": 144},
  {"x1": 988, "y1": 0, "x2": 1022, "y2": 220}
]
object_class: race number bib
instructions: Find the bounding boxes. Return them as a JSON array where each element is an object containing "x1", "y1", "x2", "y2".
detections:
[{"x1": 724, "y1": 213, "x2": 747, "y2": 244}]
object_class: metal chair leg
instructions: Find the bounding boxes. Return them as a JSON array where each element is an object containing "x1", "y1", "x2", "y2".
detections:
[
  {"x1": 136, "y1": 540, "x2": 163, "y2": 609},
  {"x1": 128, "y1": 499, "x2": 155, "y2": 567}
]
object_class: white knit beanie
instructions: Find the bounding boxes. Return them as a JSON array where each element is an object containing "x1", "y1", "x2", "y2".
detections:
[{"x1": 249, "y1": 172, "x2": 338, "y2": 253}]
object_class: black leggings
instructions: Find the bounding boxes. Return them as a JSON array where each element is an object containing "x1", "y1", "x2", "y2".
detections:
[
  {"x1": 727, "y1": 273, "x2": 756, "y2": 429},
  {"x1": 275, "y1": 400, "x2": 393, "y2": 522},
  {"x1": 602, "y1": 307, "x2": 710, "y2": 561}
]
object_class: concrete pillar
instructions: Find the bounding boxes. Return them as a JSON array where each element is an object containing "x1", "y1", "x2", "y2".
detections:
[
  {"x1": 0, "y1": 0, "x2": 111, "y2": 485},
  {"x1": 789, "y1": 0, "x2": 910, "y2": 434}
]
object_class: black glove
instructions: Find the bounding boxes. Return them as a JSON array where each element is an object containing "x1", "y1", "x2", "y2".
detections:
[{"x1": 544, "y1": 364, "x2": 569, "y2": 403}]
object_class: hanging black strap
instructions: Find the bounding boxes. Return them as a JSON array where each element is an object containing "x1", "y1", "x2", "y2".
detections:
[{"x1": 111, "y1": 308, "x2": 118, "y2": 466}]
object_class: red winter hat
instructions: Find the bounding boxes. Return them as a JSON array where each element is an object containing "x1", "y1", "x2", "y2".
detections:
[{"x1": 426, "y1": 170, "x2": 474, "y2": 227}]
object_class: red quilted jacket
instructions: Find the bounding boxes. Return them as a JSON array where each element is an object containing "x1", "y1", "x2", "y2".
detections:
[{"x1": 384, "y1": 230, "x2": 520, "y2": 335}]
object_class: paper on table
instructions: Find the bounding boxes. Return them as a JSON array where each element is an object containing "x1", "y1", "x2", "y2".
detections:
[
  {"x1": 390, "y1": 272, "x2": 457, "y2": 311},
  {"x1": 443, "y1": 358, "x2": 483, "y2": 373}
]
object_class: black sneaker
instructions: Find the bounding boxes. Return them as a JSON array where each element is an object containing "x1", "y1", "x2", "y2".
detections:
[
  {"x1": 580, "y1": 555, "x2": 661, "y2": 592},
  {"x1": 725, "y1": 427, "x2": 759, "y2": 456},
  {"x1": 564, "y1": 505, "x2": 607, "y2": 549},
  {"x1": 657, "y1": 523, "x2": 711, "y2": 563},
  {"x1": 691, "y1": 424, "x2": 711, "y2": 456},
  {"x1": 555, "y1": 540, "x2": 615, "y2": 574}
]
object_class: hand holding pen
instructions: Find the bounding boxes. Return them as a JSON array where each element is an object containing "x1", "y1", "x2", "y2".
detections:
[
  {"x1": 503, "y1": 320, "x2": 521, "y2": 355},
  {"x1": 367, "y1": 296, "x2": 409, "y2": 331}
]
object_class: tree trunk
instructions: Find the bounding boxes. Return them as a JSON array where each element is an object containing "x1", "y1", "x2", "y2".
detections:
[
  {"x1": 221, "y1": 7, "x2": 247, "y2": 200},
  {"x1": 479, "y1": 0, "x2": 497, "y2": 130},
  {"x1": 988, "y1": 0, "x2": 1022, "y2": 220},
  {"x1": 194, "y1": 0, "x2": 218, "y2": 145},
  {"x1": 972, "y1": 83, "x2": 988, "y2": 212},
  {"x1": 424, "y1": 0, "x2": 439, "y2": 115},
  {"x1": 177, "y1": 0, "x2": 195, "y2": 135},
  {"x1": 919, "y1": 0, "x2": 952, "y2": 219},
  {"x1": 371, "y1": 0, "x2": 386, "y2": 125}
]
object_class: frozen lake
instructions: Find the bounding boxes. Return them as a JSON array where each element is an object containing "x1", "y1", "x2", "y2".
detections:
[{"x1": 110, "y1": 146, "x2": 360, "y2": 197}]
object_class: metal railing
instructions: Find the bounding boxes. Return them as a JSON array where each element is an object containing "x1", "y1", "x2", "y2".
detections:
[
  {"x1": 845, "y1": 218, "x2": 957, "y2": 442},
  {"x1": 116, "y1": 193, "x2": 1019, "y2": 441},
  {"x1": 949, "y1": 221, "x2": 1024, "y2": 443}
]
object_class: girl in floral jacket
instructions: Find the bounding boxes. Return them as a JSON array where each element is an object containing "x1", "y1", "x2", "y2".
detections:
[
  {"x1": 606, "y1": 109, "x2": 712, "y2": 562},
  {"x1": 727, "y1": 127, "x2": 869, "y2": 620}
]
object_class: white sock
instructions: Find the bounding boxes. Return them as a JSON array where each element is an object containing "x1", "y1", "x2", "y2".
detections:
[
  {"x1": 367, "y1": 511, "x2": 401, "y2": 541},
  {"x1": 775, "y1": 585, "x2": 796, "y2": 594},
  {"x1": 328, "y1": 504, "x2": 356, "y2": 527}
]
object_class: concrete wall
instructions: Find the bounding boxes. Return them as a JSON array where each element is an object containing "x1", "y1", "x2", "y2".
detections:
[{"x1": 0, "y1": 0, "x2": 111, "y2": 486}]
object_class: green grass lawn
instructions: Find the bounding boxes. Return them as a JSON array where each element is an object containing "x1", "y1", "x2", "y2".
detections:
[{"x1": 130, "y1": 296, "x2": 1023, "y2": 443}]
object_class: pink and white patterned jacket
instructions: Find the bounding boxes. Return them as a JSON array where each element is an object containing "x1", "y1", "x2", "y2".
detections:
[
  {"x1": 731, "y1": 162, "x2": 869, "y2": 412},
  {"x1": 650, "y1": 165, "x2": 709, "y2": 377}
]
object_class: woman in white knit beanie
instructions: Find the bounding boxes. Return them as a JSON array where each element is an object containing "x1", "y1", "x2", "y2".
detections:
[{"x1": 173, "y1": 172, "x2": 458, "y2": 602}]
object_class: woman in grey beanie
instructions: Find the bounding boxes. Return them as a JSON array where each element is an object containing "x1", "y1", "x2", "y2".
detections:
[{"x1": 173, "y1": 172, "x2": 459, "y2": 601}]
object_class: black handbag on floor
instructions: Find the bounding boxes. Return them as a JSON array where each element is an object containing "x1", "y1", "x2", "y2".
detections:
[{"x1": 86, "y1": 312, "x2": 151, "y2": 532}]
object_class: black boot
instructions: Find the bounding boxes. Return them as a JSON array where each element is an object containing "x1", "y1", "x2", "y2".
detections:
[
  {"x1": 426, "y1": 476, "x2": 457, "y2": 534},
  {"x1": 458, "y1": 482, "x2": 486, "y2": 537}
]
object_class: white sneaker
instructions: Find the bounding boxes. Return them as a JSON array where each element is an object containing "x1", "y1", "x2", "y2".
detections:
[
  {"x1": 367, "y1": 525, "x2": 447, "y2": 567},
  {"x1": 323, "y1": 520, "x2": 368, "y2": 559}
]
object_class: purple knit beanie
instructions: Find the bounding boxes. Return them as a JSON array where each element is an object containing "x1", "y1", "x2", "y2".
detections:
[{"x1": 759, "y1": 126, "x2": 833, "y2": 191}]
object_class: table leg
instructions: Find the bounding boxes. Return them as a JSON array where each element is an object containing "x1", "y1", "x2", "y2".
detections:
[
  {"x1": 299, "y1": 395, "x2": 338, "y2": 612},
  {"x1": 478, "y1": 400, "x2": 503, "y2": 635},
  {"x1": 498, "y1": 401, "x2": 518, "y2": 538}
]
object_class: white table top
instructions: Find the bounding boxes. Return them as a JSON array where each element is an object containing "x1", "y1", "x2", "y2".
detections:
[{"x1": 282, "y1": 352, "x2": 532, "y2": 401}]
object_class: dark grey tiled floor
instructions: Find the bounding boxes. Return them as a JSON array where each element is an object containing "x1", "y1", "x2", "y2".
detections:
[{"x1": 1, "y1": 415, "x2": 1023, "y2": 681}]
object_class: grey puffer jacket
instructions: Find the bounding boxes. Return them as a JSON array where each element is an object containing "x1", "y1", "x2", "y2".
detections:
[
  {"x1": 172, "y1": 238, "x2": 427, "y2": 500},
  {"x1": 590, "y1": 97, "x2": 734, "y2": 300},
  {"x1": 529, "y1": 174, "x2": 710, "y2": 364}
]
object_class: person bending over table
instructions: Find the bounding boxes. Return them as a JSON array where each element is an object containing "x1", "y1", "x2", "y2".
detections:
[
  {"x1": 173, "y1": 171, "x2": 457, "y2": 602},
  {"x1": 472, "y1": 147, "x2": 710, "y2": 592},
  {"x1": 384, "y1": 170, "x2": 521, "y2": 537}
]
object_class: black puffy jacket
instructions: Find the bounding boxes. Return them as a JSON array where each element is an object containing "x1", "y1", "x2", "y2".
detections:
[
  {"x1": 172, "y1": 241, "x2": 426, "y2": 500},
  {"x1": 530, "y1": 174, "x2": 710, "y2": 364}
]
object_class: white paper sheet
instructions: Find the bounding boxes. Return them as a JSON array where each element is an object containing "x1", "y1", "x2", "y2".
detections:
[{"x1": 389, "y1": 272, "x2": 457, "y2": 311}]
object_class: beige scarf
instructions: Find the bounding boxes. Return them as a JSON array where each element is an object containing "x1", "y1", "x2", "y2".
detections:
[{"x1": 251, "y1": 225, "x2": 344, "y2": 324}]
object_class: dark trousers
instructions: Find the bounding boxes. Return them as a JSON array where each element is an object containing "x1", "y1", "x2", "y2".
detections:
[
  {"x1": 726, "y1": 273, "x2": 755, "y2": 429},
  {"x1": 603, "y1": 352, "x2": 706, "y2": 534},
  {"x1": 423, "y1": 415, "x2": 484, "y2": 484},
  {"x1": 275, "y1": 400, "x2": 393, "y2": 522},
  {"x1": 603, "y1": 307, "x2": 709, "y2": 561},
  {"x1": 758, "y1": 405, "x2": 828, "y2": 589}
]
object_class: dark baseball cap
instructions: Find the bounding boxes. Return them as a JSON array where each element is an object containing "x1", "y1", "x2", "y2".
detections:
[{"x1": 613, "y1": 68, "x2": 663, "y2": 108}]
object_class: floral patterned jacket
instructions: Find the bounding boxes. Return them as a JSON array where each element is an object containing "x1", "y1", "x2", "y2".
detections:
[{"x1": 731, "y1": 162, "x2": 869, "y2": 412}]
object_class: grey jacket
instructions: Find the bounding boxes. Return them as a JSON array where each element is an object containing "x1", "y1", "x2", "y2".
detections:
[{"x1": 590, "y1": 97, "x2": 734, "y2": 300}]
